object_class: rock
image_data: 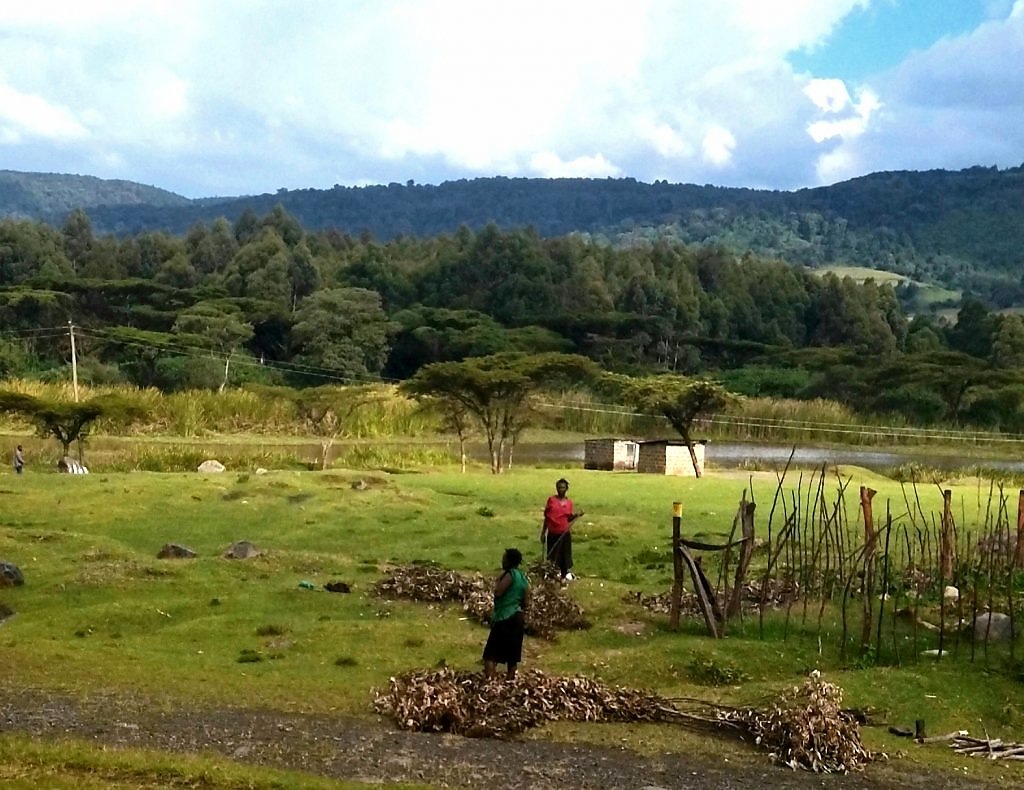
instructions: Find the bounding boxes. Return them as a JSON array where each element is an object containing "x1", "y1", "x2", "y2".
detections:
[
  {"x1": 351, "y1": 479, "x2": 368, "y2": 491},
  {"x1": 324, "y1": 581, "x2": 351, "y2": 593},
  {"x1": 157, "y1": 543, "x2": 197, "y2": 560},
  {"x1": 198, "y1": 460, "x2": 226, "y2": 473},
  {"x1": 222, "y1": 540, "x2": 261, "y2": 560},
  {"x1": 943, "y1": 585, "x2": 960, "y2": 601},
  {"x1": 0, "y1": 560, "x2": 24, "y2": 587},
  {"x1": 972, "y1": 612, "x2": 1016, "y2": 642},
  {"x1": 255, "y1": 467, "x2": 269, "y2": 475},
  {"x1": 0, "y1": 602, "x2": 15, "y2": 622}
]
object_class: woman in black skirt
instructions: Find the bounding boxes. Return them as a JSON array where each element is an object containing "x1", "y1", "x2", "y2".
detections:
[{"x1": 483, "y1": 548, "x2": 530, "y2": 679}]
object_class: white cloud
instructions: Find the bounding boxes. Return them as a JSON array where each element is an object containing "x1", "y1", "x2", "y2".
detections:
[
  {"x1": 810, "y1": 2, "x2": 1024, "y2": 183},
  {"x1": 0, "y1": 1, "x2": 1018, "y2": 197},
  {"x1": 530, "y1": 151, "x2": 621, "y2": 178},
  {"x1": 702, "y1": 127, "x2": 737, "y2": 166},
  {"x1": 0, "y1": 81, "x2": 88, "y2": 141},
  {"x1": 807, "y1": 88, "x2": 880, "y2": 143},
  {"x1": 804, "y1": 78, "x2": 851, "y2": 113}
]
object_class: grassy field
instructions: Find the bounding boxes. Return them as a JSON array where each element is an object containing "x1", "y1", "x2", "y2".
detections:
[{"x1": 1, "y1": 462, "x2": 1022, "y2": 785}]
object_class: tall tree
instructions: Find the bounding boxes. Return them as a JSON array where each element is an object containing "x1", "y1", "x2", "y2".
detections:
[
  {"x1": 609, "y1": 374, "x2": 738, "y2": 477},
  {"x1": 402, "y1": 352, "x2": 597, "y2": 474},
  {"x1": 290, "y1": 288, "x2": 392, "y2": 382}
]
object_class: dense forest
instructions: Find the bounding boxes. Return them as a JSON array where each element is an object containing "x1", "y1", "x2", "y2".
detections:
[
  {"x1": 2, "y1": 203, "x2": 1024, "y2": 432},
  {"x1": 3, "y1": 165, "x2": 1023, "y2": 305}
]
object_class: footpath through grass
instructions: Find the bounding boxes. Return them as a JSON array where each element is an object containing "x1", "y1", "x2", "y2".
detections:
[{"x1": 1, "y1": 464, "x2": 1022, "y2": 785}]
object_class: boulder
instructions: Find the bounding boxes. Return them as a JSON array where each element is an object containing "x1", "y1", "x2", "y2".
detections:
[
  {"x1": 0, "y1": 602, "x2": 14, "y2": 623},
  {"x1": 157, "y1": 543, "x2": 197, "y2": 559},
  {"x1": 0, "y1": 560, "x2": 24, "y2": 587},
  {"x1": 222, "y1": 540, "x2": 261, "y2": 560},
  {"x1": 198, "y1": 459, "x2": 226, "y2": 473},
  {"x1": 943, "y1": 585, "x2": 960, "y2": 601},
  {"x1": 255, "y1": 467, "x2": 269, "y2": 475},
  {"x1": 324, "y1": 581, "x2": 351, "y2": 593},
  {"x1": 971, "y1": 612, "x2": 1016, "y2": 642}
]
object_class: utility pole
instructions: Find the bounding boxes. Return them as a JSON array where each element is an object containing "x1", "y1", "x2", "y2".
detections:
[{"x1": 68, "y1": 321, "x2": 79, "y2": 402}]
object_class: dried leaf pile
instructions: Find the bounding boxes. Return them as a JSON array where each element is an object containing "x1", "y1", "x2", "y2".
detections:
[
  {"x1": 374, "y1": 563, "x2": 588, "y2": 640},
  {"x1": 374, "y1": 667, "x2": 876, "y2": 774},
  {"x1": 625, "y1": 577, "x2": 800, "y2": 617},
  {"x1": 704, "y1": 671, "x2": 875, "y2": 773},
  {"x1": 373, "y1": 563, "x2": 479, "y2": 602},
  {"x1": 373, "y1": 667, "x2": 663, "y2": 738}
]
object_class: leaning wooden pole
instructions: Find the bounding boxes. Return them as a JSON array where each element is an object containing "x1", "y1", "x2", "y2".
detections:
[
  {"x1": 680, "y1": 544, "x2": 721, "y2": 638},
  {"x1": 669, "y1": 501, "x2": 684, "y2": 631}
]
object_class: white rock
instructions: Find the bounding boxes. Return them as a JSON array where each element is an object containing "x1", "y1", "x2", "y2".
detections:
[
  {"x1": 943, "y1": 585, "x2": 960, "y2": 601},
  {"x1": 197, "y1": 460, "x2": 226, "y2": 473}
]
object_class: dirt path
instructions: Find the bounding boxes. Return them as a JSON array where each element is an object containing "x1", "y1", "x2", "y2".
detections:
[{"x1": 0, "y1": 686, "x2": 990, "y2": 789}]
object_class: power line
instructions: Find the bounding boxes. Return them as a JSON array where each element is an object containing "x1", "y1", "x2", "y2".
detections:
[{"x1": 77, "y1": 327, "x2": 391, "y2": 385}]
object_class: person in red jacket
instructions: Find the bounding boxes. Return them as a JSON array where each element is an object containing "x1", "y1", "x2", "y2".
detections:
[{"x1": 540, "y1": 478, "x2": 583, "y2": 581}]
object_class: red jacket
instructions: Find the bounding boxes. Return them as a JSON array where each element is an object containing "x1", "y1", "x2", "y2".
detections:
[{"x1": 544, "y1": 495, "x2": 574, "y2": 535}]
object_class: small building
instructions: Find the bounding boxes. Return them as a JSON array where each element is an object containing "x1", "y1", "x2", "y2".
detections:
[
  {"x1": 637, "y1": 439, "x2": 707, "y2": 477},
  {"x1": 583, "y1": 438, "x2": 640, "y2": 471}
]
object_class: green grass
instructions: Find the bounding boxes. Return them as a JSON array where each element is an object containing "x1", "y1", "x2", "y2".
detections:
[{"x1": 0, "y1": 464, "x2": 1021, "y2": 784}]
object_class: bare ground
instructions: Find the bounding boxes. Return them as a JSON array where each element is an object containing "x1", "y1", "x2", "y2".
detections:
[{"x1": 0, "y1": 685, "x2": 995, "y2": 789}]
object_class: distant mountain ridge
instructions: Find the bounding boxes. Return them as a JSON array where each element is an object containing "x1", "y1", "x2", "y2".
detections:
[
  {"x1": 2, "y1": 165, "x2": 1023, "y2": 302},
  {"x1": 0, "y1": 169, "x2": 191, "y2": 216}
]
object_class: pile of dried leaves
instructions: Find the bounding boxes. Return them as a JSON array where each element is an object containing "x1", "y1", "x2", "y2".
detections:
[
  {"x1": 375, "y1": 667, "x2": 874, "y2": 773},
  {"x1": 373, "y1": 563, "x2": 480, "y2": 602},
  {"x1": 625, "y1": 577, "x2": 801, "y2": 618},
  {"x1": 708, "y1": 671, "x2": 876, "y2": 773},
  {"x1": 375, "y1": 563, "x2": 588, "y2": 641},
  {"x1": 373, "y1": 667, "x2": 664, "y2": 738}
]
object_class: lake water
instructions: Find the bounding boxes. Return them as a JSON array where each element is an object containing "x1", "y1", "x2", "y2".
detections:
[{"x1": 488, "y1": 441, "x2": 1024, "y2": 474}]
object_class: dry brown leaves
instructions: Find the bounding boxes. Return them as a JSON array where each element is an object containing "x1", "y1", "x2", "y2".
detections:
[
  {"x1": 374, "y1": 563, "x2": 589, "y2": 641},
  {"x1": 624, "y1": 578, "x2": 800, "y2": 618},
  {"x1": 376, "y1": 667, "x2": 873, "y2": 774},
  {"x1": 373, "y1": 667, "x2": 663, "y2": 738},
  {"x1": 715, "y1": 671, "x2": 876, "y2": 773}
]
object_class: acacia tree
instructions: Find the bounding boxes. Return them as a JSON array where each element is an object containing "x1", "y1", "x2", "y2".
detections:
[
  {"x1": 609, "y1": 374, "x2": 738, "y2": 477},
  {"x1": 0, "y1": 391, "x2": 147, "y2": 462},
  {"x1": 292, "y1": 385, "x2": 383, "y2": 470},
  {"x1": 402, "y1": 352, "x2": 597, "y2": 474}
]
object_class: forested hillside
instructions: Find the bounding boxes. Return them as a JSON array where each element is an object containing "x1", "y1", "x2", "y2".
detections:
[
  {"x1": 0, "y1": 170, "x2": 191, "y2": 217},
  {"x1": 3, "y1": 205, "x2": 1024, "y2": 432},
  {"x1": 3, "y1": 165, "x2": 1023, "y2": 305}
]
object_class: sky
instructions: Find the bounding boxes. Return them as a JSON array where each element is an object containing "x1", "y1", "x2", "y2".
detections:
[{"x1": 0, "y1": 0, "x2": 1021, "y2": 199}]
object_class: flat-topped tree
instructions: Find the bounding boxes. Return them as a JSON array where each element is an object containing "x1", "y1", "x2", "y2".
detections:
[
  {"x1": 402, "y1": 352, "x2": 598, "y2": 474},
  {"x1": 609, "y1": 374, "x2": 738, "y2": 478},
  {"x1": 0, "y1": 391, "x2": 147, "y2": 462}
]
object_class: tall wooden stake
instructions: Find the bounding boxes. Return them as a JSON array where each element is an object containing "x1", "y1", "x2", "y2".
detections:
[
  {"x1": 941, "y1": 489, "x2": 954, "y2": 580},
  {"x1": 669, "y1": 501, "x2": 683, "y2": 631},
  {"x1": 859, "y1": 486, "x2": 876, "y2": 653},
  {"x1": 1014, "y1": 489, "x2": 1024, "y2": 569}
]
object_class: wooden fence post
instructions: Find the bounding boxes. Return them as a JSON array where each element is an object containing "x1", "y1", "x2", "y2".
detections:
[
  {"x1": 1015, "y1": 490, "x2": 1024, "y2": 569},
  {"x1": 726, "y1": 499, "x2": 756, "y2": 618},
  {"x1": 669, "y1": 501, "x2": 683, "y2": 631},
  {"x1": 941, "y1": 489, "x2": 954, "y2": 579},
  {"x1": 860, "y1": 486, "x2": 877, "y2": 652}
]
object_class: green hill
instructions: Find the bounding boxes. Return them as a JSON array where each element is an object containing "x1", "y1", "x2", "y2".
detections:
[
  {"x1": 0, "y1": 169, "x2": 191, "y2": 217},
  {"x1": 2, "y1": 164, "x2": 1023, "y2": 305}
]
